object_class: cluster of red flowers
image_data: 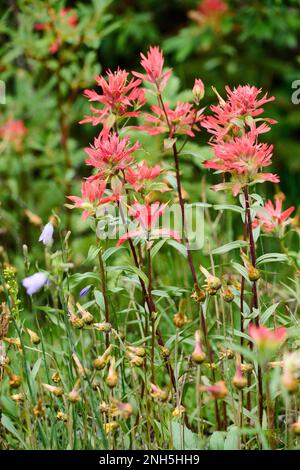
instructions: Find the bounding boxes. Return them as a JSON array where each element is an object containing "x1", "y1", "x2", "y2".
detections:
[
  {"x1": 0, "y1": 118, "x2": 27, "y2": 151},
  {"x1": 69, "y1": 46, "x2": 204, "y2": 243},
  {"x1": 34, "y1": 7, "x2": 78, "y2": 54},
  {"x1": 203, "y1": 84, "x2": 280, "y2": 195}
]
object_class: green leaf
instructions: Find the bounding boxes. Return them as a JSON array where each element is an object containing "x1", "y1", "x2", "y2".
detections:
[
  {"x1": 261, "y1": 302, "x2": 280, "y2": 324},
  {"x1": 256, "y1": 253, "x2": 289, "y2": 266},
  {"x1": 171, "y1": 421, "x2": 203, "y2": 450},
  {"x1": 212, "y1": 240, "x2": 248, "y2": 255},
  {"x1": 209, "y1": 431, "x2": 225, "y2": 450},
  {"x1": 151, "y1": 239, "x2": 167, "y2": 259},
  {"x1": 1, "y1": 414, "x2": 26, "y2": 447},
  {"x1": 214, "y1": 204, "x2": 244, "y2": 214},
  {"x1": 224, "y1": 426, "x2": 240, "y2": 450},
  {"x1": 102, "y1": 246, "x2": 126, "y2": 262},
  {"x1": 85, "y1": 246, "x2": 100, "y2": 264},
  {"x1": 167, "y1": 239, "x2": 187, "y2": 257},
  {"x1": 108, "y1": 265, "x2": 149, "y2": 287}
]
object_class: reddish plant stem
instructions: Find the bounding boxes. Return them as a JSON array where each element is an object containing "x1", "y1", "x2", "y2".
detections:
[
  {"x1": 243, "y1": 187, "x2": 263, "y2": 426},
  {"x1": 118, "y1": 201, "x2": 176, "y2": 390},
  {"x1": 156, "y1": 92, "x2": 221, "y2": 429}
]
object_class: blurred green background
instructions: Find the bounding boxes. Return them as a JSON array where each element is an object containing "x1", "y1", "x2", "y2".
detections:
[{"x1": 0, "y1": 0, "x2": 300, "y2": 262}]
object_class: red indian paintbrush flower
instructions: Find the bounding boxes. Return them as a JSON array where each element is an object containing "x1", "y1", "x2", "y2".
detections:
[
  {"x1": 125, "y1": 161, "x2": 162, "y2": 191},
  {"x1": 84, "y1": 132, "x2": 140, "y2": 178},
  {"x1": 35, "y1": 7, "x2": 78, "y2": 54},
  {"x1": 137, "y1": 102, "x2": 202, "y2": 137},
  {"x1": 253, "y1": 198, "x2": 295, "y2": 234},
  {"x1": 248, "y1": 324, "x2": 287, "y2": 351},
  {"x1": 133, "y1": 46, "x2": 172, "y2": 92},
  {"x1": 67, "y1": 179, "x2": 112, "y2": 221},
  {"x1": 202, "y1": 85, "x2": 276, "y2": 142},
  {"x1": 204, "y1": 132, "x2": 279, "y2": 195},
  {"x1": 0, "y1": 119, "x2": 27, "y2": 151},
  {"x1": 117, "y1": 202, "x2": 180, "y2": 246},
  {"x1": 80, "y1": 69, "x2": 145, "y2": 133}
]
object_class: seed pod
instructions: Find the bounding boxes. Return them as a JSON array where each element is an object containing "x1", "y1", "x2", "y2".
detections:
[
  {"x1": 150, "y1": 383, "x2": 169, "y2": 402},
  {"x1": 222, "y1": 288, "x2": 234, "y2": 303},
  {"x1": 93, "y1": 345, "x2": 112, "y2": 370},
  {"x1": 93, "y1": 322, "x2": 112, "y2": 332},
  {"x1": 76, "y1": 303, "x2": 94, "y2": 325},
  {"x1": 191, "y1": 330, "x2": 206, "y2": 364},
  {"x1": 172, "y1": 405, "x2": 185, "y2": 417},
  {"x1": 173, "y1": 311, "x2": 189, "y2": 328},
  {"x1": 9, "y1": 373, "x2": 21, "y2": 389},
  {"x1": 33, "y1": 399, "x2": 45, "y2": 418},
  {"x1": 52, "y1": 371, "x2": 61, "y2": 383},
  {"x1": 27, "y1": 328, "x2": 40, "y2": 345},
  {"x1": 106, "y1": 357, "x2": 118, "y2": 388},
  {"x1": 291, "y1": 418, "x2": 300, "y2": 435},
  {"x1": 191, "y1": 285, "x2": 206, "y2": 303},
  {"x1": 127, "y1": 346, "x2": 146, "y2": 357},
  {"x1": 42, "y1": 383, "x2": 64, "y2": 396},
  {"x1": 11, "y1": 393, "x2": 24, "y2": 403},
  {"x1": 232, "y1": 362, "x2": 247, "y2": 390},
  {"x1": 159, "y1": 346, "x2": 170, "y2": 358},
  {"x1": 57, "y1": 411, "x2": 68, "y2": 422},
  {"x1": 105, "y1": 421, "x2": 119, "y2": 433},
  {"x1": 248, "y1": 266, "x2": 261, "y2": 282}
]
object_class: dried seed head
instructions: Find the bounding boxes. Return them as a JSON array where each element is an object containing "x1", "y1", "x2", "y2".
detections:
[
  {"x1": 93, "y1": 322, "x2": 112, "y2": 332},
  {"x1": 9, "y1": 373, "x2": 21, "y2": 389},
  {"x1": 72, "y1": 353, "x2": 86, "y2": 378},
  {"x1": 99, "y1": 401, "x2": 109, "y2": 414},
  {"x1": 172, "y1": 405, "x2": 185, "y2": 417},
  {"x1": 173, "y1": 311, "x2": 189, "y2": 328},
  {"x1": 200, "y1": 266, "x2": 222, "y2": 295},
  {"x1": 219, "y1": 348, "x2": 234, "y2": 360},
  {"x1": 240, "y1": 363, "x2": 253, "y2": 373},
  {"x1": 68, "y1": 302, "x2": 84, "y2": 329},
  {"x1": 106, "y1": 357, "x2": 118, "y2": 388},
  {"x1": 42, "y1": 383, "x2": 64, "y2": 396},
  {"x1": 191, "y1": 285, "x2": 206, "y2": 303},
  {"x1": 105, "y1": 421, "x2": 119, "y2": 433},
  {"x1": 129, "y1": 355, "x2": 144, "y2": 367},
  {"x1": 11, "y1": 393, "x2": 24, "y2": 404},
  {"x1": 3, "y1": 337, "x2": 21, "y2": 350},
  {"x1": 248, "y1": 266, "x2": 261, "y2": 282},
  {"x1": 127, "y1": 346, "x2": 146, "y2": 357},
  {"x1": 159, "y1": 346, "x2": 170, "y2": 358},
  {"x1": 0, "y1": 303, "x2": 10, "y2": 339},
  {"x1": 93, "y1": 345, "x2": 112, "y2": 370},
  {"x1": 27, "y1": 328, "x2": 40, "y2": 345},
  {"x1": 222, "y1": 288, "x2": 234, "y2": 303},
  {"x1": 76, "y1": 303, "x2": 94, "y2": 325},
  {"x1": 110, "y1": 400, "x2": 133, "y2": 420},
  {"x1": 33, "y1": 399, "x2": 45, "y2": 418},
  {"x1": 92, "y1": 378, "x2": 101, "y2": 390},
  {"x1": 51, "y1": 371, "x2": 61, "y2": 383},
  {"x1": 150, "y1": 383, "x2": 169, "y2": 402},
  {"x1": 56, "y1": 411, "x2": 68, "y2": 422}
]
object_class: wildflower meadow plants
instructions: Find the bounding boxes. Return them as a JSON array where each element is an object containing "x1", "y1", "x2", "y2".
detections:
[{"x1": 1, "y1": 41, "x2": 300, "y2": 453}]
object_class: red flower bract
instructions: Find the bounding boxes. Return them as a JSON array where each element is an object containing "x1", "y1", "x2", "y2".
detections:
[
  {"x1": 80, "y1": 68, "x2": 145, "y2": 133},
  {"x1": 137, "y1": 102, "x2": 202, "y2": 137},
  {"x1": 249, "y1": 324, "x2": 287, "y2": 350},
  {"x1": 202, "y1": 85, "x2": 276, "y2": 142},
  {"x1": 67, "y1": 179, "x2": 112, "y2": 220},
  {"x1": 125, "y1": 161, "x2": 162, "y2": 191},
  {"x1": 204, "y1": 132, "x2": 279, "y2": 195},
  {"x1": 133, "y1": 46, "x2": 172, "y2": 91},
  {"x1": 253, "y1": 198, "x2": 295, "y2": 233},
  {"x1": 84, "y1": 132, "x2": 140, "y2": 177}
]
